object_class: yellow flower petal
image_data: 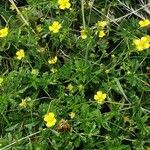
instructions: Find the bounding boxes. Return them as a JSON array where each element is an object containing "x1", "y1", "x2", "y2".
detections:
[
  {"x1": 99, "y1": 30, "x2": 105, "y2": 38},
  {"x1": 0, "y1": 27, "x2": 8, "y2": 38},
  {"x1": 139, "y1": 19, "x2": 150, "y2": 27},
  {"x1": 94, "y1": 91, "x2": 107, "y2": 104},
  {"x1": 16, "y1": 49, "x2": 25, "y2": 60},
  {"x1": 44, "y1": 112, "x2": 56, "y2": 127},
  {"x1": 133, "y1": 35, "x2": 150, "y2": 51},
  {"x1": 69, "y1": 112, "x2": 75, "y2": 119},
  {"x1": 19, "y1": 99, "x2": 27, "y2": 108},
  {"x1": 80, "y1": 30, "x2": 87, "y2": 39},
  {"x1": 66, "y1": 83, "x2": 73, "y2": 91},
  {"x1": 49, "y1": 21, "x2": 61, "y2": 33},
  {"x1": 36, "y1": 25, "x2": 43, "y2": 32},
  {"x1": 58, "y1": 0, "x2": 71, "y2": 10},
  {"x1": 46, "y1": 118, "x2": 56, "y2": 127},
  {"x1": 96, "y1": 21, "x2": 107, "y2": 28},
  {"x1": 48, "y1": 56, "x2": 58, "y2": 64}
]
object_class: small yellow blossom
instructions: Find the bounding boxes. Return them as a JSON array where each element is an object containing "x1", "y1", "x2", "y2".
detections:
[
  {"x1": 38, "y1": 47, "x2": 46, "y2": 53},
  {"x1": 48, "y1": 56, "x2": 58, "y2": 64},
  {"x1": 16, "y1": 49, "x2": 25, "y2": 60},
  {"x1": 0, "y1": 27, "x2": 8, "y2": 38},
  {"x1": 133, "y1": 35, "x2": 150, "y2": 51},
  {"x1": 139, "y1": 19, "x2": 150, "y2": 27},
  {"x1": 96, "y1": 21, "x2": 107, "y2": 28},
  {"x1": 69, "y1": 112, "x2": 75, "y2": 119},
  {"x1": 78, "y1": 84, "x2": 84, "y2": 91},
  {"x1": 44, "y1": 112, "x2": 56, "y2": 127},
  {"x1": 31, "y1": 69, "x2": 39, "y2": 75},
  {"x1": 66, "y1": 83, "x2": 73, "y2": 91},
  {"x1": 123, "y1": 116, "x2": 131, "y2": 123},
  {"x1": 111, "y1": 54, "x2": 115, "y2": 58},
  {"x1": 49, "y1": 21, "x2": 61, "y2": 33},
  {"x1": 40, "y1": 17, "x2": 45, "y2": 22},
  {"x1": 10, "y1": 4, "x2": 16, "y2": 11},
  {"x1": 94, "y1": 91, "x2": 106, "y2": 104},
  {"x1": 80, "y1": 30, "x2": 87, "y2": 39},
  {"x1": 19, "y1": 99, "x2": 27, "y2": 108},
  {"x1": 127, "y1": 71, "x2": 131, "y2": 75},
  {"x1": 58, "y1": 0, "x2": 71, "y2": 10},
  {"x1": 105, "y1": 69, "x2": 110, "y2": 74},
  {"x1": 0, "y1": 77, "x2": 4, "y2": 86},
  {"x1": 50, "y1": 67, "x2": 57, "y2": 73},
  {"x1": 36, "y1": 25, "x2": 43, "y2": 33},
  {"x1": 99, "y1": 30, "x2": 105, "y2": 38}
]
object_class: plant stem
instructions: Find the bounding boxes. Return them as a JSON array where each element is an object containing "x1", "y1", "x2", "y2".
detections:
[{"x1": 81, "y1": 0, "x2": 86, "y2": 28}]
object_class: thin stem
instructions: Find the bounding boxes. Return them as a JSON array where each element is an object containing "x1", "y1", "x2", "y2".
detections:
[
  {"x1": 1, "y1": 130, "x2": 43, "y2": 150},
  {"x1": 9, "y1": 0, "x2": 29, "y2": 26},
  {"x1": 81, "y1": 0, "x2": 86, "y2": 28}
]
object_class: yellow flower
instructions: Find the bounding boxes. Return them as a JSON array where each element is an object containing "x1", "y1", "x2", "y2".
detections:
[
  {"x1": 44, "y1": 112, "x2": 56, "y2": 127},
  {"x1": 133, "y1": 35, "x2": 150, "y2": 51},
  {"x1": 49, "y1": 21, "x2": 61, "y2": 33},
  {"x1": 50, "y1": 67, "x2": 57, "y2": 73},
  {"x1": 94, "y1": 91, "x2": 106, "y2": 104},
  {"x1": 69, "y1": 112, "x2": 75, "y2": 119},
  {"x1": 36, "y1": 25, "x2": 43, "y2": 33},
  {"x1": 48, "y1": 56, "x2": 58, "y2": 64},
  {"x1": 16, "y1": 49, "x2": 25, "y2": 60},
  {"x1": 38, "y1": 47, "x2": 46, "y2": 53},
  {"x1": 99, "y1": 30, "x2": 105, "y2": 38},
  {"x1": 0, "y1": 77, "x2": 3, "y2": 86},
  {"x1": 19, "y1": 99, "x2": 27, "y2": 108},
  {"x1": 66, "y1": 83, "x2": 73, "y2": 91},
  {"x1": 105, "y1": 69, "x2": 110, "y2": 74},
  {"x1": 139, "y1": 19, "x2": 150, "y2": 27},
  {"x1": 31, "y1": 69, "x2": 39, "y2": 75},
  {"x1": 80, "y1": 30, "x2": 87, "y2": 39},
  {"x1": 96, "y1": 21, "x2": 107, "y2": 28},
  {"x1": 111, "y1": 54, "x2": 115, "y2": 58},
  {"x1": 0, "y1": 27, "x2": 8, "y2": 38},
  {"x1": 123, "y1": 116, "x2": 131, "y2": 123},
  {"x1": 10, "y1": 4, "x2": 15, "y2": 11},
  {"x1": 58, "y1": 0, "x2": 71, "y2": 10},
  {"x1": 78, "y1": 84, "x2": 84, "y2": 91},
  {"x1": 40, "y1": 17, "x2": 45, "y2": 22}
]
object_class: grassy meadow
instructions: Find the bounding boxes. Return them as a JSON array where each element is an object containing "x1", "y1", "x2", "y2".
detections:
[{"x1": 0, "y1": 0, "x2": 150, "y2": 149}]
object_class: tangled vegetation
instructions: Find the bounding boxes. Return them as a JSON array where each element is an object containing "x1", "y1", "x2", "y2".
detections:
[{"x1": 0, "y1": 0, "x2": 150, "y2": 149}]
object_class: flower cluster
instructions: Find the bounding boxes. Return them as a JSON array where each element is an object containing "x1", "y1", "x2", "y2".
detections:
[
  {"x1": 96, "y1": 21, "x2": 107, "y2": 38},
  {"x1": 0, "y1": 27, "x2": 8, "y2": 38},
  {"x1": 58, "y1": 0, "x2": 71, "y2": 10},
  {"x1": 44, "y1": 112, "x2": 56, "y2": 127},
  {"x1": 133, "y1": 35, "x2": 150, "y2": 51},
  {"x1": 94, "y1": 91, "x2": 107, "y2": 104}
]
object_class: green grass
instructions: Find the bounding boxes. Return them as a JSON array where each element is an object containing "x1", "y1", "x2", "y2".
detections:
[{"x1": 0, "y1": 0, "x2": 150, "y2": 149}]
